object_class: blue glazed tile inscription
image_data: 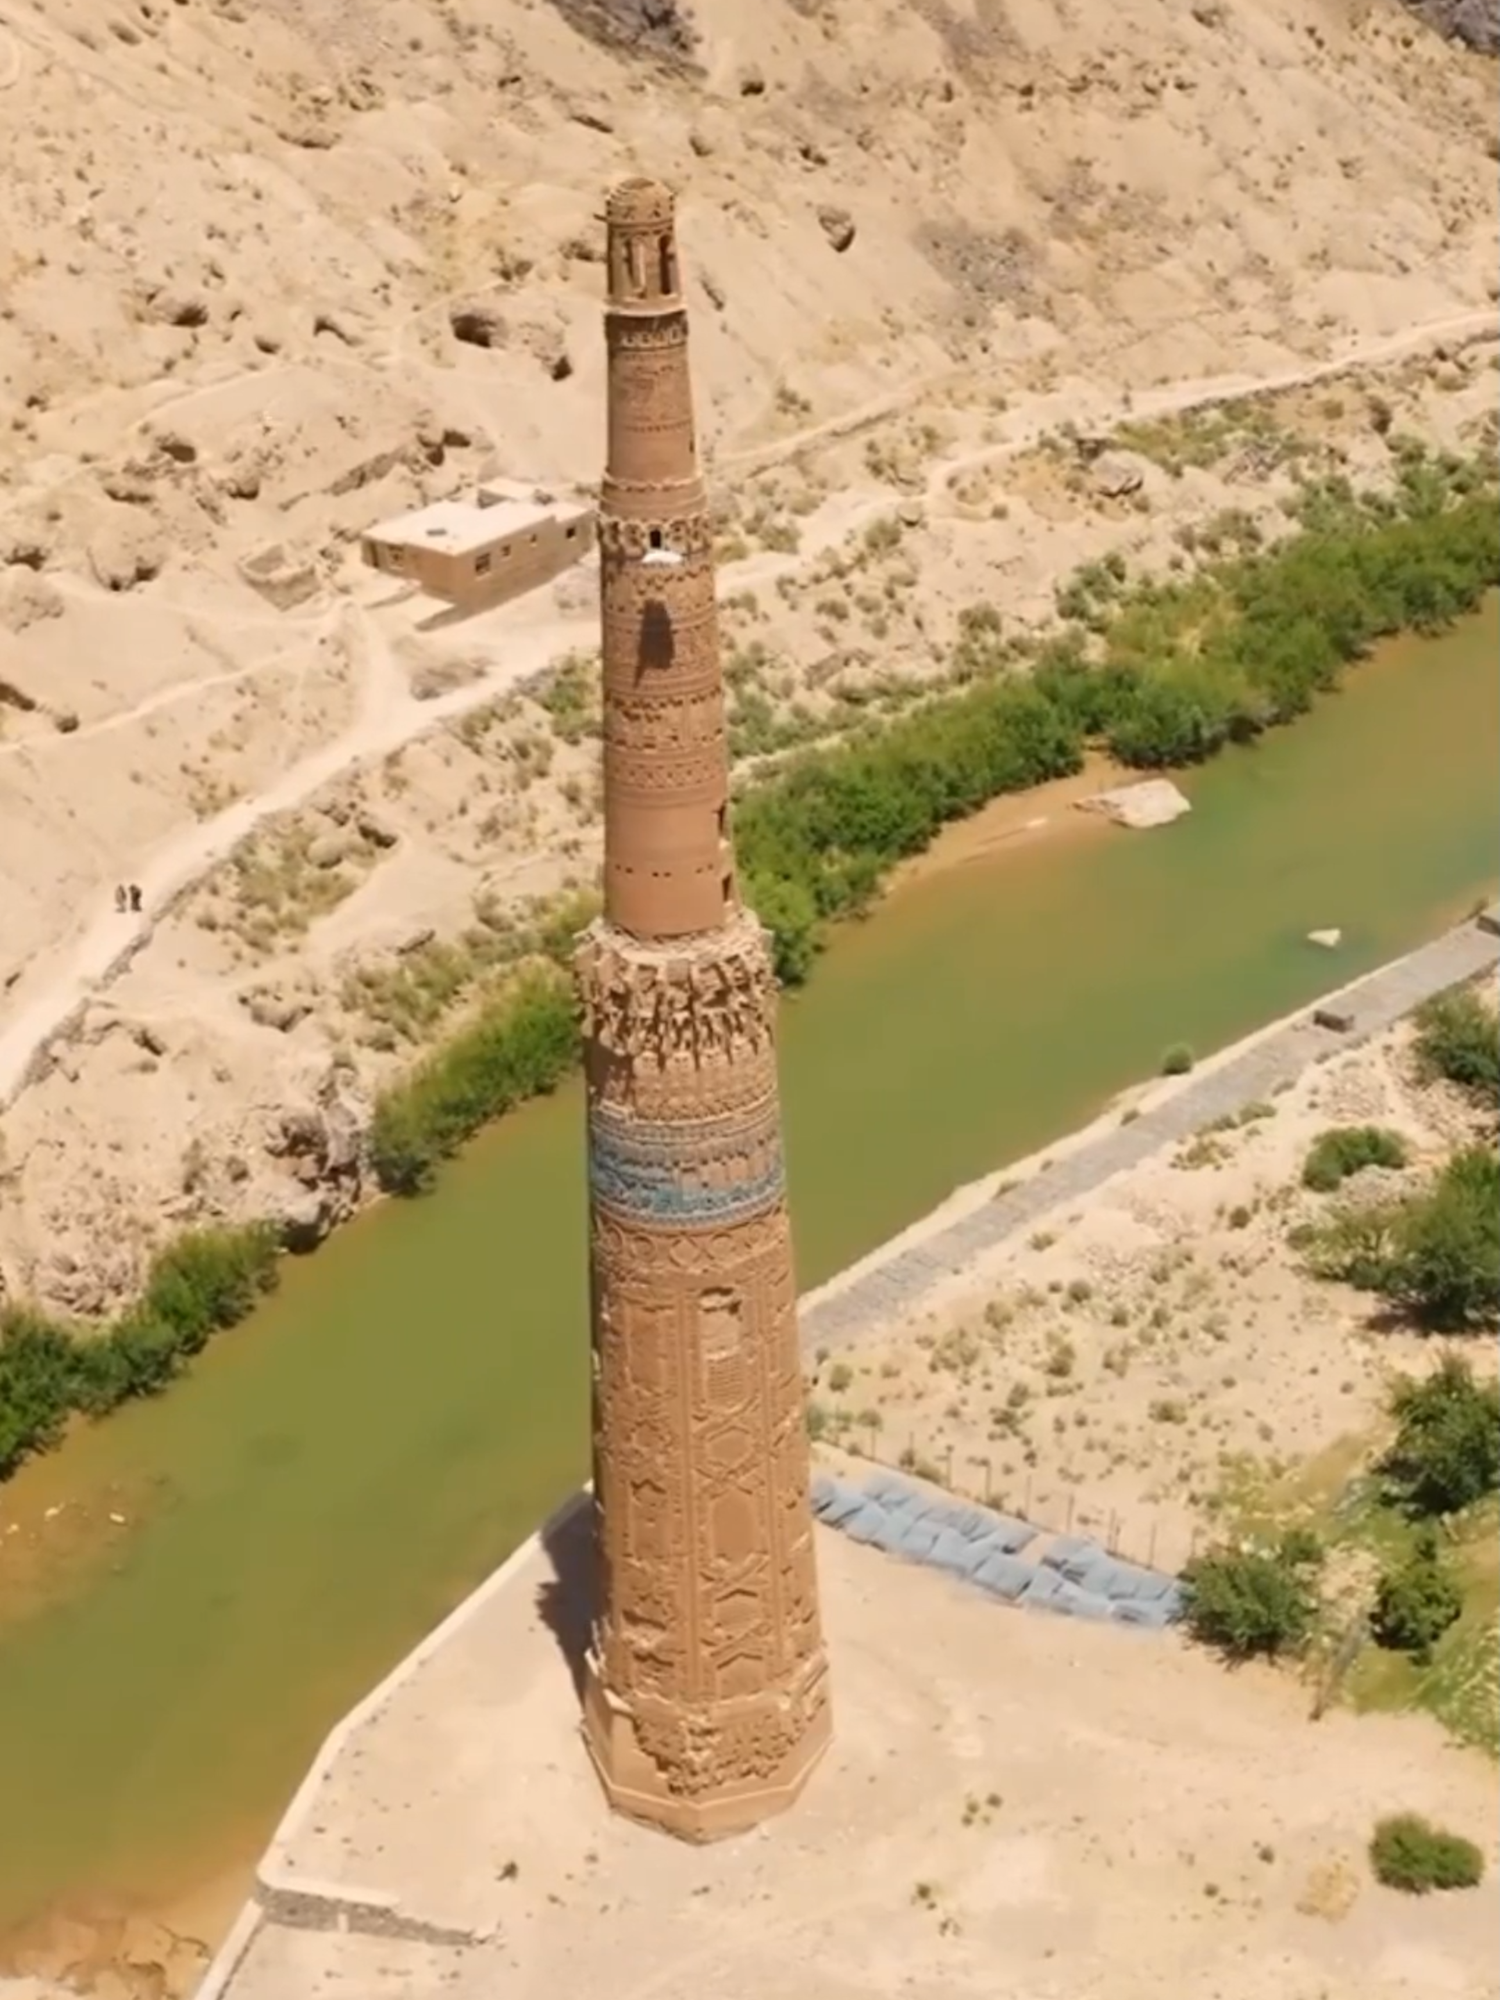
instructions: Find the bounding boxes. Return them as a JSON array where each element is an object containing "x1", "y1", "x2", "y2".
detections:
[{"x1": 588, "y1": 1107, "x2": 784, "y2": 1228}]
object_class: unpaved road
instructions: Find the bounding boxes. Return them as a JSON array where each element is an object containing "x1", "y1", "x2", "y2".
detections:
[{"x1": 0, "y1": 306, "x2": 1492, "y2": 1111}]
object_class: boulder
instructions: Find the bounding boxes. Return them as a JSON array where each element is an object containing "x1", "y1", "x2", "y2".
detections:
[
  {"x1": 1091, "y1": 451, "x2": 1148, "y2": 499},
  {"x1": 816, "y1": 205, "x2": 856, "y2": 253},
  {"x1": 1078, "y1": 779, "x2": 1191, "y2": 831}
]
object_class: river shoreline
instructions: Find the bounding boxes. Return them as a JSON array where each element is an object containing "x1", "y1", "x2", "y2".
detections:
[
  {"x1": 0, "y1": 566, "x2": 1494, "y2": 1982},
  {"x1": 189, "y1": 907, "x2": 1500, "y2": 1999}
]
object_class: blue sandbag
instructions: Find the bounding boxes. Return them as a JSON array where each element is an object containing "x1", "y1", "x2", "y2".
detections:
[
  {"x1": 843, "y1": 1501, "x2": 894, "y2": 1544},
  {"x1": 1112, "y1": 1599, "x2": 1174, "y2": 1630},
  {"x1": 928, "y1": 1527, "x2": 978, "y2": 1574},
  {"x1": 973, "y1": 1551, "x2": 1033, "y2": 1601},
  {"x1": 814, "y1": 1483, "x2": 866, "y2": 1528},
  {"x1": 952, "y1": 1532, "x2": 1004, "y2": 1578},
  {"x1": 861, "y1": 1470, "x2": 914, "y2": 1506},
  {"x1": 896, "y1": 1516, "x2": 941, "y2": 1560},
  {"x1": 1020, "y1": 1566, "x2": 1063, "y2": 1605},
  {"x1": 864, "y1": 1514, "x2": 914, "y2": 1555},
  {"x1": 986, "y1": 1513, "x2": 1038, "y2": 1556},
  {"x1": 1040, "y1": 1534, "x2": 1093, "y2": 1572},
  {"x1": 1055, "y1": 1582, "x2": 1114, "y2": 1622}
]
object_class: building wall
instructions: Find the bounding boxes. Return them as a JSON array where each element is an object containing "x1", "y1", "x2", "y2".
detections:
[{"x1": 362, "y1": 510, "x2": 596, "y2": 610}]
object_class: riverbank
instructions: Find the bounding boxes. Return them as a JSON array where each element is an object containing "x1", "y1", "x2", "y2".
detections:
[
  {"x1": 190, "y1": 924, "x2": 1499, "y2": 2000},
  {"x1": 0, "y1": 574, "x2": 1494, "y2": 1985},
  {"x1": 3, "y1": 473, "x2": 1496, "y2": 1482},
  {"x1": 1, "y1": 328, "x2": 1495, "y2": 1324}
]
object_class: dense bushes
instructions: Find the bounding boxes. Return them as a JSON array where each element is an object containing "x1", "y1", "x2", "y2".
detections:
[
  {"x1": 1371, "y1": 1531, "x2": 1463, "y2": 1661},
  {"x1": 0, "y1": 1224, "x2": 279, "y2": 1480},
  {"x1": 1308, "y1": 1145, "x2": 1500, "y2": 1331},
  {"x1": 1381, "y1": 1353, "x2": 1500, "y2": 1517},
  {"x1": 736, "y1": 680, "x2": 1083, "y2": 984},
  {"x1": 1369, "y1": 1814, "x2": 1485, "y2": 1895},
  {"x1": 739, "y1": 471, "x2": 1498, "y2": 983},
  {"x1": 1179, "y1": 1530, "x2": 1324, "y2": 1660},
  {"x1": 1414, "y1": 988, "x2": 1500, "y2": 1113},
  {"x1": 368, "y1": 971, "x2": 579, "y2": 1195},
  {"x1": 1302, "y1": 1124, "x2": 1409, "y2": 1193}
]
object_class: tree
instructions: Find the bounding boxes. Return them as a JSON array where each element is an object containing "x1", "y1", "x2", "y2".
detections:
[
  {"x1": 1369, "y1": 1814, "x2": 1484, "y2": 1894},
  {"x1": 1370, "y1": 1532, "x2": 1463, "y2": 1661},
  {"x1": 1380, "y1": 1146, "x2": 1500, "y2": 1330},
  {"x1": 1180, "y1": 1532, "x2": 1323, "y2": 1661},
  {"x1": 1382, "y1": 1354, "x2": 1500, "y2": 1517},
  {"x1": 1308, "y1": 1147, "x2": 1500, "y2": 1332}
]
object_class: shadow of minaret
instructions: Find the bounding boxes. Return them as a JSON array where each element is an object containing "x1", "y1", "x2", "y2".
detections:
[{"x1": 537, "y1": 1494, "x2": 595, "y2": 1704}]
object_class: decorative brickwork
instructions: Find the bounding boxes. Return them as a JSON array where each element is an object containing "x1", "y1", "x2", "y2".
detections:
[{"x1": 574, "y1": 180, "x2": 831, "y2": 1841}]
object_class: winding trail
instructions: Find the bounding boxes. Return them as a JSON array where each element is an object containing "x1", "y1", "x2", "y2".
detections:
[{"x1": 0, "y1": 307, "x2": 1493, "y2": 1112}]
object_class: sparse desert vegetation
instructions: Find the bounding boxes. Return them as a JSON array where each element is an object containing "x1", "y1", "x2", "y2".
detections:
[{"x1": 808, "y1": 982, "x2": 1500, "y2": 1750}]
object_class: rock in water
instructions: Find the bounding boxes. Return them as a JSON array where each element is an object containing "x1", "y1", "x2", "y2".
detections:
[
  {"x1": 1307, "y1": 928, "x2": 1342, "y2": 950},
  {"x1": 1077, "y1": 779, "x2": 1191, "y2": 831}
]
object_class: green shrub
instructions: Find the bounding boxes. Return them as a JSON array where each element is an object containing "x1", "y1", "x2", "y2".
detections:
[
  {"x1": 1180, "y1": 1531, "x2": 1323, "y2": 1660},
  {"x1": 1302, "y1": 1124, "x2": 1409, "y2": 1193},
  {"x1": 1369, "y1": 1813, "x2": 1485, "y2": 1894},
  {"x1": 0, "y1": 1223, "x2": 280, "y2": 1481},
  {"x1": 369, "y1": 971, "x2": 579, "y2": 1195},
  {"x1": 1382, "y1": 1353, "x2": 1500, "y2": 1516},
  {"x1": 736, "y1": 680, "x2": 1083, "y2": 984},
  {"x1": 1383, "y1": 1146, "x2": 1500, "y2": 1330},
  {"x1": 1414, "y1": 989, "x2": 1500, "y2": 1112},
  {"x1": 1161, "y1": 1043, "x2": 1195, "y2": 1077},
  {"x1": 1307, "y1": 1145, "x2": 1500, "y2": 1331},
  {"x1": 1371, "y1": 1531, "x2": 1464, "y2": 1660}
]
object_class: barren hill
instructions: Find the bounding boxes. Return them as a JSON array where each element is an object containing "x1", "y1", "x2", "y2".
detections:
[{"x1": 0, "y1": 0, "x2": 1496, "y2": 1319}]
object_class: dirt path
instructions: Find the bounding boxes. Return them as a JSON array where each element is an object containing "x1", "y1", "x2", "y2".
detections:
[
  {"x1": 0, "y1": 308, "x2": 1492, "y2": 1113},
  {"x1": 0, "y1": 602, "x2": 582, "y2": 1107}
]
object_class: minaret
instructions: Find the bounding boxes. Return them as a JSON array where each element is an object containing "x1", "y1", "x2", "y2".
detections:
[{"x1": 572, "y1": 178, "x2": 831, "y2": 1841}]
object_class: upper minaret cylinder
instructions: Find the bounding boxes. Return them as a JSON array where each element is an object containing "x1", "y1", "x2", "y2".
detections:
[{"x1": 598, "y1": 179, "x2": 735, "y2": 942}]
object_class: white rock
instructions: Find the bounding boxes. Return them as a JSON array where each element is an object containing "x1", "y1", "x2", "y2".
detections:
[
  {"x1": 1078, "y1": 779, "x2": 1192, "y2": 831},
  {"x1": 1307, "y1": 928, "x2": 1342, "y2": 949}
]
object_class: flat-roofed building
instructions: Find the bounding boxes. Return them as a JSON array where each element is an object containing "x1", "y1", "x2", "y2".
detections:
[{"x1": 360, "y1": 493, "x2": 595, "y2": 610}]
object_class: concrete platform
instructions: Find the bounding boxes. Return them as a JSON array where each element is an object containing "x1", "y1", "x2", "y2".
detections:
[{"x1": 203, "y1": 1507, "x2": 1495, "y2": 2000}]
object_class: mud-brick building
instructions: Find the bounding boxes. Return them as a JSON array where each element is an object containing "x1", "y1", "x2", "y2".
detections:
[{"x1": 360, "y1": 491, "x2": 595, "y2": 609}]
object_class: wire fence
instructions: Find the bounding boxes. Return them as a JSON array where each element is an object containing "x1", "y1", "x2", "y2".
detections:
[{"x1": 831, "y1": 1428, "x2": 1201, "y2": 1578}]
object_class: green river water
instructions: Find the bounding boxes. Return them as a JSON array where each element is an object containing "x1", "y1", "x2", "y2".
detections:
[{"x1": 1, "y1": 604, "x2": 1496, "y2": 1940}]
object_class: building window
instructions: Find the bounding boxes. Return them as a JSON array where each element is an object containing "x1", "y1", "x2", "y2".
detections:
[
  {"x1": 648, "y1": 528, "x2": 663, "y2": 551},
  {"x1": 474, "y1": 552, "x2": 492, "y2": 576},
  {"x1": 659, "y1": 237, "x2": 677, "y2": 293},
  {"x1": 627, "y1": 239, "x2": 645, "y2": 296},
  {"x1": 565, "y1": 525, "x2": 577, "y2": 541},
  {"x1": 716, "y1": 803, "x2": 727, "y2": 840}
]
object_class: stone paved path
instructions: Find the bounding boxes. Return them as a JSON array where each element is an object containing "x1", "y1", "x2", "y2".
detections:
[{"x1": 801, "y1": 912, "x2": 1499, "y2": 1352}]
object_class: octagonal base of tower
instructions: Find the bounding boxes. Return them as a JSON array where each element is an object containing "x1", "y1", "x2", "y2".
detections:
[{"x1": 579, "y1": 1654, "x2": 833, "y2": 1843}]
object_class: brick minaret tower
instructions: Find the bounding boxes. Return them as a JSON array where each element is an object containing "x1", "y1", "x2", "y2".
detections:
[{"x1": 572, "y1": 178, "x2": 831, "y2": 1840}]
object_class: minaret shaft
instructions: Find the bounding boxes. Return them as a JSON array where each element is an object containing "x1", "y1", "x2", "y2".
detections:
[
  {"x1": 597, "y1": 188, "x2": 732, "y2": 942},
  {"x1": 573, "y1": 179, "x2": 831, "y2": 1842}
]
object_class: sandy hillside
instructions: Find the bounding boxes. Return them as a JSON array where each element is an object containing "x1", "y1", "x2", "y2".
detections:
[{"x1": 0, "y1": 0, "x2": 1497, "y2": 1317}]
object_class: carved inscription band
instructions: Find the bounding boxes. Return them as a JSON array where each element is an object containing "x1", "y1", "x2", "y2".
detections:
[{"x1": 588, "y1": 1100, "x2": 785, "y2": 1230}]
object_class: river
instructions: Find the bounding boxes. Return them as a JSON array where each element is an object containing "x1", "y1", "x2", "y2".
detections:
[{"x1": 1, "y1": 601, "x2": 1496, "y2": 1954}]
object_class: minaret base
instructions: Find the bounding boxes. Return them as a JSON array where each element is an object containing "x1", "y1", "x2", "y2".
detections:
[{"x1": 580, "y1": 1652, "x2": 832, "y2": 1843}]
